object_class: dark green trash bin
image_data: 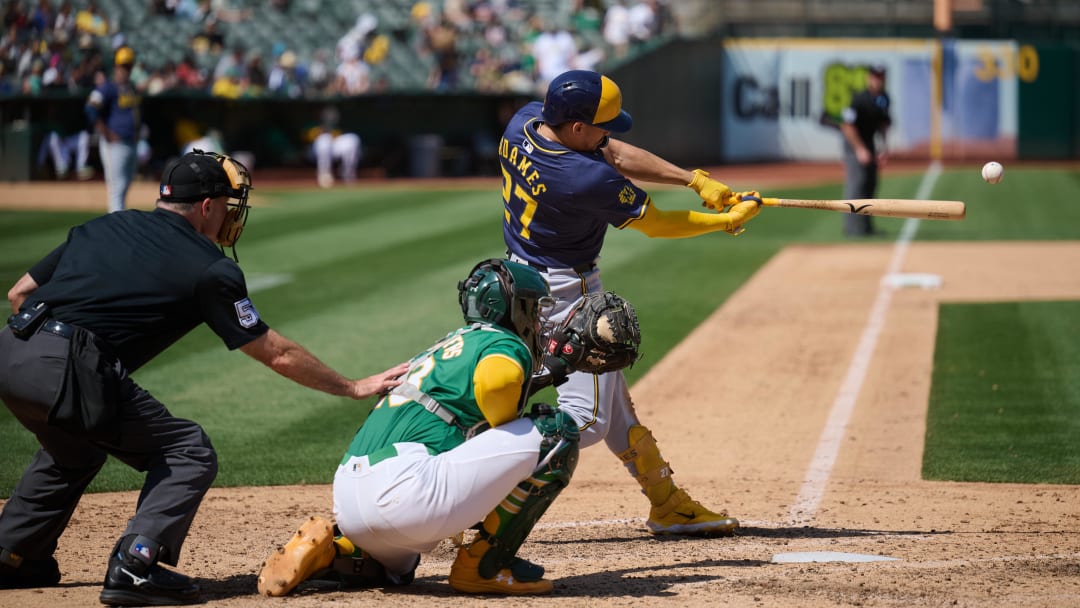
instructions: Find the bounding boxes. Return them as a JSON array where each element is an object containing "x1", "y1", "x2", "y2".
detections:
[{"x1": 1, "y1": 120, "x2": 32, "y2": 181}]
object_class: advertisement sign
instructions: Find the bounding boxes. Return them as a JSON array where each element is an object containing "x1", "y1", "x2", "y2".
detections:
[{"x1": 721, "y1": 38, "x2": 1019, "y2": 162}]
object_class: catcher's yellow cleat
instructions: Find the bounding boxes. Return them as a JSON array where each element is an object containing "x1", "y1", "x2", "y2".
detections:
[
  {"x1": 257, "y1": 516, "x2": 336, "y2": 597},
  {"x1": 646, "y1": 488, "x2": 740, "y2": 537},
  {"x1": 447, "y1": 547, "x2": 553, "y2": 595}
]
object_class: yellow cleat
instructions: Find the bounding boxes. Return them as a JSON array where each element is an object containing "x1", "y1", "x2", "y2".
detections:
[
  {"x1": 646, "y1": 488, "x2": 740, "y2": 537},
  {"x1": 257, "y1": 516, "x2": 336, "y2": 597},
  {"x1": 447, "y1": 547, "x2": 553, "y2": 595}
]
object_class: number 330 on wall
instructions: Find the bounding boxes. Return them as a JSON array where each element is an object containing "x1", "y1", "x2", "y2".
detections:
[{"x1": 973, "y1": 44, "x2": 1039, "y2": 83}]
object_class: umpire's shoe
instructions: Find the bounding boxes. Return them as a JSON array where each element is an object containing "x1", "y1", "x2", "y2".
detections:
[
  {"x1": 448, "y1": 546, "x2": 553, "y2": 595},
  {"x1": 257, "y1": 516, "x2": 336, "y2": 597},
  {"x1": 647, "y1": 488, "x2": 741, "y2": 537},
  {"x1": 100, "y1": 534, "x2": 200, "y2": 606},
  {"x1": 0, "y1": 549, "x2": 61, "y2": 589}
]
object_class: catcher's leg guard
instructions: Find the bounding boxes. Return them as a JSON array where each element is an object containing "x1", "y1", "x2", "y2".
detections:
[
  {"x1": 618, "y1": 425, "x2": 740, "y2": 537},
  {"x1": 448, "y1": 406, "x2": 578, "y2": 595},
  {"x1": 257, "y1": 516, "x2": 336, "y2": 597}
]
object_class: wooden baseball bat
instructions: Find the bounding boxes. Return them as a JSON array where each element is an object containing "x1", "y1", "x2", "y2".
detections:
[{"x1": 760, "y1": 197, "x2": 966, "y2": 221}]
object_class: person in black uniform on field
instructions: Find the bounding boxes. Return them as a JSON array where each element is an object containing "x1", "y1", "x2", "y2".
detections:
[
  {"x1": 0, "y1": 150, "x2": 407, "y2": 606},
  {"x1": 839, "y1": 63, "x2": 891, "y2": 237}
]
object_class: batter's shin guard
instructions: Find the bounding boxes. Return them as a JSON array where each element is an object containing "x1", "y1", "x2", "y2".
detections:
[
  {"x1": 448, "y1": 405, "x2": 579, "y2": 594},
  {"x1": 619, "y1": 424, "x2": 676, "y2": 506},
  {"x1": 619, "y1": 424, "x2": 740, "y2": 536}
]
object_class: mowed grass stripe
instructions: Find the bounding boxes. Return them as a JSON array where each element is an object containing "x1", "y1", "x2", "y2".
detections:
[
  {"x1": 3, "y1": 165, "x2": 1077, "y2": 494},
  {"x1": 924, "y1": 301, "x2": 1080, "y2": 484}
]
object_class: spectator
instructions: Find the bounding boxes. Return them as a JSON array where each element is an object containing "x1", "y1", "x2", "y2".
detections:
[
  {"x1": 333, "y1": 47, "x2": 370, "y2": 96},
  {"x1": 175, "y1": 0, "x2": 209, "y2": 22},
  {"x1": 148, "y1": 0, "x2": 178, "y2": 16},
  {"x1": 22, "y1": 57, "x2": 43, "y2": 95},
  {"x1": 212, "y1": 43, "x2": 243, "y2": 82},
  {"x1": 628, "y1": 0, "x2": 657, "y2": 45},
  {"x1": 174, "y1": 52, "x2": 204, "y2": 89},
  {"x1": 245, "y1": 50, "x2": 265, "y2": 91},
  {"x1": 68, "y1": 45, "x2": 102, "y2": 90},
  {"x1": 3, "y1": 1, "x2": 29, "y2": 32},
  {"x1": 421, "y1": 16, "x2": 460, "y2": 91},
  {"x1": 52, "y1": 0, "x2": 73, "y2": 41},
  {"x1": 602, "y1": 0, "x2": 631, "y2": 59},
  {"x1": 266, "y1": 49, "x2": 302, "y2": 97},
  {"x1": 74, "y1": 1, "x2": 108, "y2": 38},
  {"x1": 304, "y1": 47, "x2": 332, "y2": 95},
  {"x1": 144, "y1": 59, "x2": 177, "y2": 95},
  {"x1": 190, "y1": 17, "x2": 224, "y2": 56},
  {"x1": 209, "y1": 64, "x2": 245, "y2": 98},
  {"x1": 570, "y1": 0, "x2": 603, "y2": 35},
  {"x1": 29, "y1": 0, "x2": 53, "y2": 33},
  {"x1": 531, "y1": 21, "x2": 577, "y2": 87}
]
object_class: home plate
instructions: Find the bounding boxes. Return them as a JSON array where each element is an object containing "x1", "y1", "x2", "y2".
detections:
[
  {"x1": 881, "y1": 272, "x2": 942, "y2": 289},
  {"x1": 772, "y1": 551, "x2": 899, "y2": 564}
]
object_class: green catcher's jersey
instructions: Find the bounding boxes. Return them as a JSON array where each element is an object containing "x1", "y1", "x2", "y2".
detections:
[{"x1": 342, "y1": 323, "x2": 533, "y2": 462}]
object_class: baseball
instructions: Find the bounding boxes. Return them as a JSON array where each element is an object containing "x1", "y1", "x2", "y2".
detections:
[{"x1": 981, "y1": 161, "x2": 1004, "y2": 184}]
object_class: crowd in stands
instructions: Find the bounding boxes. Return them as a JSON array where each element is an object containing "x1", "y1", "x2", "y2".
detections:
[{"x1": 1, "y1": 0, "x2": 673, "y2": 99}]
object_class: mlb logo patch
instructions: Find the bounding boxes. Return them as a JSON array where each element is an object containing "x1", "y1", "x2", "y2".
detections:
[
  {"x1": 132, "y1": 543, "x2": 153, "y2": 561},
  {"x1": 161, "y1": 185, "x2": 172, "y2": 196}
]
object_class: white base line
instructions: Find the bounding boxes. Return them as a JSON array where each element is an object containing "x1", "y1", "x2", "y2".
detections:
[{"x1": 786, "y1": 162, "x2": 943, "y2": 526}]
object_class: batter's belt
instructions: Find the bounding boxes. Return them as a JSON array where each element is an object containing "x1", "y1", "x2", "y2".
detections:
[{"x1": 508, "y1": 253, "x2": 596, "y2": 274}]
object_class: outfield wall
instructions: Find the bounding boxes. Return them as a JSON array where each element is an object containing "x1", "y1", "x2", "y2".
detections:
[{"x1": 614, "y1": 36, "x2": 1076, "y2": 165}]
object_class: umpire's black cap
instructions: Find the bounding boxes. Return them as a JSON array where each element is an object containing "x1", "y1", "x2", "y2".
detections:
[{"x1": 159, "y1": 151, "x2": 233, "y2": 203}]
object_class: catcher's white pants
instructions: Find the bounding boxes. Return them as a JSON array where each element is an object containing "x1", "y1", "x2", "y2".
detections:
[
  {"x1": 333, "y1": 418, "x2": 542, "y2": 577},
  {"x1": 521, "y1": 258, "x2": 640, "y2": 454}
]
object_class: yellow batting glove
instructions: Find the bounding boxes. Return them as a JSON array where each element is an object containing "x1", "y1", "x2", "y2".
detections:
[
  {"x1": 724, "y1": 192, "x2": 763, "y2": 236},
  {"x1": 688, "y1": 169, "x2": 732, "y2": 211}
]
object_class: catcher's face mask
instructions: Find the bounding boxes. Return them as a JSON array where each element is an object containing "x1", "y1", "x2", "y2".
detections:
[{"x1": 208, "y1": 151, "x2": 252, "y2": 261}]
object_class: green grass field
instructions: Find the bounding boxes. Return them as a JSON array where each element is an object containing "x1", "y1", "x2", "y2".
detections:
[{"x1": 2, "y1": 165, "x2": 1078, "y2": 495}]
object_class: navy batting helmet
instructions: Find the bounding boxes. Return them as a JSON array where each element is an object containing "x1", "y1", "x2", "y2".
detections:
[{"x1": 541, "y1": 70, "x2": 633, "y2": 133}]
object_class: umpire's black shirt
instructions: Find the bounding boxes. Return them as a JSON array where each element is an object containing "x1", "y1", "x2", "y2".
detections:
[
  {"x1": 844, "y1": 89, "x2": 892, "y2": 155},
  {"x1": 22, "y1": 208, "x2": 269, "y2": 372}
]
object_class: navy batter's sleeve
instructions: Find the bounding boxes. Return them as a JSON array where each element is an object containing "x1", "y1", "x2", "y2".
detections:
[
  {"x1": 575, "y1": 160, "x2": 649, "y2": 228},
  {"x1": 196, "y1": 257, "x2": 269, "y2": 349}
]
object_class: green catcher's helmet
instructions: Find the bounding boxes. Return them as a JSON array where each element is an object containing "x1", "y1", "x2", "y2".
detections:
[{"x1": 458, "y1": 259, "x2": 553, "y2": 366}]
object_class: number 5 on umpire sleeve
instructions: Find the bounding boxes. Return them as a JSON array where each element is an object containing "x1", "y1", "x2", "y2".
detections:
[{"x1": 501, "y1": 165, "x2": 539, "y2": 240}]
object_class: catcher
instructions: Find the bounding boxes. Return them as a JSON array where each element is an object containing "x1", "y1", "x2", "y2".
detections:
[{"x1": 257, "y1": 259, "x2": 640, "y2": 596}]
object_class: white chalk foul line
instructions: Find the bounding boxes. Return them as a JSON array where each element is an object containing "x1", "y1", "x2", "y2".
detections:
[{"x1": 786, "y1": 162, "x2": 942, "y2": 527}]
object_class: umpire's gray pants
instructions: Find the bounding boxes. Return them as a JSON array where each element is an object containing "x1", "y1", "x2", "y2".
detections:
[
  {"x1": 0, "y1": 326, "x2": 217, "y2": 567},
  {"x1": 842, "y1": 148, "x2": 878, "y2": 236}
]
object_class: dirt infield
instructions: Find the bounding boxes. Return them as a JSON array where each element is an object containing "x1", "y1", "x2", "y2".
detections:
[{"x1": 2, "y1": 172, "x2": 1079, "y2": 607}]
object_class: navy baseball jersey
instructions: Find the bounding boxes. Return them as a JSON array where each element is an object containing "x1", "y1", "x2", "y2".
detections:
[{"x1": 499, "y1": 102, "x2": 649, "y2": 269}]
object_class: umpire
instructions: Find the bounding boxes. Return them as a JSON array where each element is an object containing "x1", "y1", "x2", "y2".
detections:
[
  {"x1": 0, "y1": 150, "x2": 406, "y2": 605},
  {"x1": 839, "y1": 63, "x2": 891, "y2": 237}
]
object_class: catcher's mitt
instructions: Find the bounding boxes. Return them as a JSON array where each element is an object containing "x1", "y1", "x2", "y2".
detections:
[{"x1": 543, "y1": 291, "x2": 641, "y2": 381}]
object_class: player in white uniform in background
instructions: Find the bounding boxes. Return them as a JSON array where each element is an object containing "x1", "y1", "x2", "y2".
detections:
[
  {"x1": 258, "y1": 259, "x2": 581, "y2": 596},
  {"x1": 310, "y1": 105, "x2": 361, "y2": 188}
]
